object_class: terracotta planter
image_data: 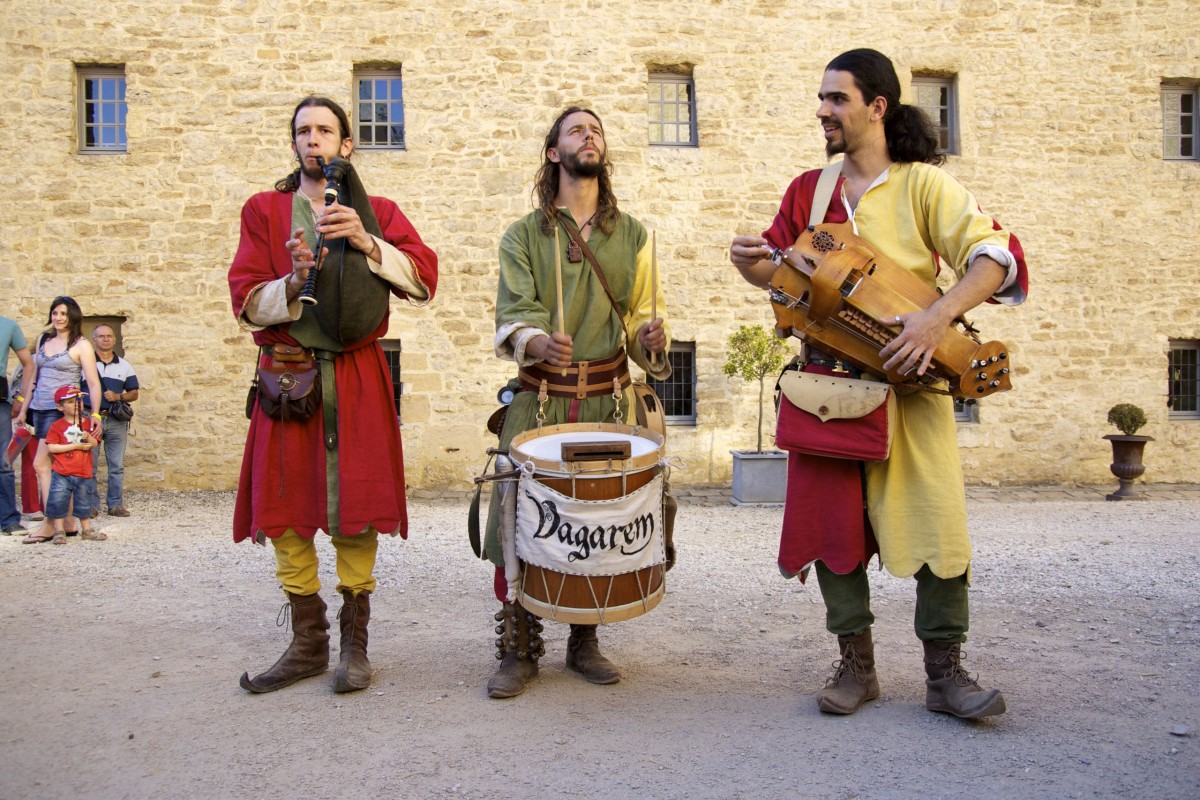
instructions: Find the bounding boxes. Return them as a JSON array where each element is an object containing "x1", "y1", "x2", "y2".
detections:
[{"x1": 1102, "y1": 434, "x2": 1154, "y2": 501}]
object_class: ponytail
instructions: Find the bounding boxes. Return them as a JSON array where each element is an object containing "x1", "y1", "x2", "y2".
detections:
[{"x1": 885, "y1": 104, "x2": 945, "y2": 166}]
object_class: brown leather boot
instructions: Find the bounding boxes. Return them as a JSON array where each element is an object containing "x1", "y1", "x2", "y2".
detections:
[
  {"x1": 487, "y1": 603, "x2": 544, "y2": 699},
  {"x1": 566, "y1": 624, "x2": 621, "y2": 685},
  {"x1": 239, "y1": 592, "x2": 330, "y2": 693},
  {"x1": 923, "y1": 641, "x2": 1006, "y2": 719},
  {"x1": 333, "y1": 590, "x2": 372, "y2": 693},
  {"x1": 817, "y1": 629, "x2": 881, "y2": 714}
]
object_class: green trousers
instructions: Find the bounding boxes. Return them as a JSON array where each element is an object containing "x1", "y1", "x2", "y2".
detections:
[{"x1": 814, "y1": 561, "x2": 969, "y2": 643}]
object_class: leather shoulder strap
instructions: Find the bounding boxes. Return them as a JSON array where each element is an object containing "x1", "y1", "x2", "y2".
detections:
[
  {"x1": 554, "y1": 211, "x2": 623, "y2": 322},
  {"x1": 809, "y1": 161, "x2": 844, "y2": 228}
]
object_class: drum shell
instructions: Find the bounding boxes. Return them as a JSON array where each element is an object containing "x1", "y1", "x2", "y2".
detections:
[{"x1": 509, "y1": 423, "x2": 666, "y2": 624}]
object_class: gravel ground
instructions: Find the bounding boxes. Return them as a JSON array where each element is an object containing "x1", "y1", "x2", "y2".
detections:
[{"x1": 1, "y1": 490, "x2": 1197, "y2": 800}]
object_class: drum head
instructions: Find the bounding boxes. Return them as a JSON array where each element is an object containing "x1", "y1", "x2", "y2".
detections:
[{"x1": 509, "y1": 422, "x2": 664, "y2": 476}]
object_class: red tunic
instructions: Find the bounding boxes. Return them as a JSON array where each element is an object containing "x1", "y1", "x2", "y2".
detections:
[{"x1": 228, "y1": 190, "x2": 438, "y2": 543}]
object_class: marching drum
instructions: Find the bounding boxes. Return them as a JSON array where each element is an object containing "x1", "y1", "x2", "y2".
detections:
[{"x1": 507, "y1": 422, "x2": 667, "y2": 624}]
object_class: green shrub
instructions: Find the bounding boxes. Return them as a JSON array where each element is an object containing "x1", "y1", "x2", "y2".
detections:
[
  {"x1": 723, "y1": 325, "x2": 789, "y2": 452},
  {"x1": 1107, "y1": 403, "x2": 1147, "y2": 436}
]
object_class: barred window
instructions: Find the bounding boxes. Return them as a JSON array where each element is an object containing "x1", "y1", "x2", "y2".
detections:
[
  {"x1": 912, "y1": 76, "x2": 958, "y2": 155},
  {"x1": 381, "y1": 339, "x2": 403, "y2": 424},
  {"x1": 355, "y1": 69, "x2": 406, "y2": 150},
  {"x1": 1163, "y1": 85, "x2": 1198, "y2": 160},
  {"x1": 649, "y1": 73, "x2": 697, "y2": 147},
  {"x1": 954, "y1": 397, "x2": 979, "y2": 424},
  {"x1": 646, "y1": 342, "x2": 697, "y2": 425},
  {"x1": 78, "y1": 67, "x2": 127, "y2": 153},
  {"x1": 1168, "y1": 340, "x2": 1199, "y2": 419}
]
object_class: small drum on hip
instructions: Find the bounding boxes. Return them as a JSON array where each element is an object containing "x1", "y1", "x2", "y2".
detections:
[{"x1": 508, "y1": 422, "x2": 666, "y2": 624}]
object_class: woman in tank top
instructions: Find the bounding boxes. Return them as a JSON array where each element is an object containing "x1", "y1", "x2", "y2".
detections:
[{"x1": 18, "y1": 297, "x2": 103, "y2": 543}]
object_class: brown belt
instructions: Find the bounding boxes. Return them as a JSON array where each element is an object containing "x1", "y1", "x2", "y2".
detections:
[{"x1": 517, "y1": 349, "x2": 631, "y2": 399}]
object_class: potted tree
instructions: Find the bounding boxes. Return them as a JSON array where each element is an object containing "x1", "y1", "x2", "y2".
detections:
[
  {"x1": 1103, "y1": 403, "x2": 1153, "y2": 501},
  {"x1": 723, "y1": 324, "x2": 790, "y2": 505}
]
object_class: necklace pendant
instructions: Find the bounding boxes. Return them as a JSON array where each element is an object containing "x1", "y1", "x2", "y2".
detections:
[{"x1": 567, "y1": 240, "x2": 583, "y2": 263}]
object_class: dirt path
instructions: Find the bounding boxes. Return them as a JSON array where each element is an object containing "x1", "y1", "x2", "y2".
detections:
[{"x1": 1, "y1": 492, "x2": 1197, "y2": 799}]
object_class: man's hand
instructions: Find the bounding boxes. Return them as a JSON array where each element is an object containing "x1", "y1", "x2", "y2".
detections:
[
  {"x1": 638, "y1": 318, "x2": 667, "y2": 354},
  {"x1": 730, "y1": 235, "x2": 777, "y2": 288},
  {"x1": 285, "y1": 227, "x2": 323, "y2": 298},
  {"x1": 317, "y1": 203, "x2": 377, "y2": 256},
  {"x1": 879, "y1": 255, "x2": 1008, "y2": 376},
  {"x1": 528, "y1": 332, "x2": 574, "y2": 368},
  {"x1": 878, "y1": 307, "x2": 951, "y2": 377},
  {"x1": 730, "y1": 235, "x2": 771, "y2": 269}
]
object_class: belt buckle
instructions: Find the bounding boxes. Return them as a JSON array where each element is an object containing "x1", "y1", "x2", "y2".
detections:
[{"x1": 576, "y1": 360, "x2": 590, "y2": 399}]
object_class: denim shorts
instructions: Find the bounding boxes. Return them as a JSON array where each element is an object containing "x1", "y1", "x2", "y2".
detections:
[
  {"x1": 30, "y1": 408, "x2": 64, "y2": 439},
  {"x1": 45, "y1": 471, "x2": 95, "y2": 520}
]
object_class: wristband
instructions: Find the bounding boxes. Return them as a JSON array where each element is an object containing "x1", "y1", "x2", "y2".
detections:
[
  {"x1": 15, "y1": 395, "x2": 23, "y2": 403},
  {"x1": 90, "y1": 413, "x2": 102, "y2": 420}
]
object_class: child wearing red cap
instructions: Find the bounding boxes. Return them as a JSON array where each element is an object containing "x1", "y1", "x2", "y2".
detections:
[{"x1": 22, "y1": 386, "x2": 104, "y2": 544}]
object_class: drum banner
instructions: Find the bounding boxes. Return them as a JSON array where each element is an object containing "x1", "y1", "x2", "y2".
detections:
[{"x1": 516, "y1": 473, "x2": 665, "y2": 577}]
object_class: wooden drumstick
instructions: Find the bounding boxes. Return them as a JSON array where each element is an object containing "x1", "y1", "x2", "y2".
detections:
[
  {"x1": 555, "y1": 225, "x2": 567, "y2": 376},
  {"x1": 651, "y1": 230, "x2": 658, "y2": 324}
]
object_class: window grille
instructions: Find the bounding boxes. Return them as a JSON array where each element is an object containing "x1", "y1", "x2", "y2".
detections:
[
  {"x1": 381, "y1": 339, "x2": 403, "y2": 424},
  {"x1": 649, "y1": 73, "x2": 697, "y2": 147},
  {"x1": 1169, "y1": 340, "x2": 1199, "y2": 418},
  {"x1": 912, "y1": 76, "x2": 958, "y2": 155},
  {"x1": 1163, "y1": 85, "x2": 1198, "y2": 160},
  {"x1": 355, "y1": 70, "x2": 406, "y2": 149},
  {"x1": 646, "y1": 342, "x2": 697, "y2": 425},
  {"x1": 79, "y1": 67, "x2": 127, "y2": 153}
]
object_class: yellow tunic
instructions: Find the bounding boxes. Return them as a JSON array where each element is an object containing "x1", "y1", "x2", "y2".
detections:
[{"x1": 848, "y1": 163, "x2": 1017, "y2": 578}]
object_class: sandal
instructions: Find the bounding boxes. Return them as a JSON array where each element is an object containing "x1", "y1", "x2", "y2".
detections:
[
  {"x1": 51, "y1": 532, "x2": 68, "y2": 545},
  {"x1": 22, "y1": 533, "x2": 53, "y2": 544},
  {"x1": 81, "y1": 530, "x2": 107, "y2": 541}
]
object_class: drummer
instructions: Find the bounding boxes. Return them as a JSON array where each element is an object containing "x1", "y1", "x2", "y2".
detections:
[{"x1": 482, "y1": 105, "x2": 671, "y2": 699}]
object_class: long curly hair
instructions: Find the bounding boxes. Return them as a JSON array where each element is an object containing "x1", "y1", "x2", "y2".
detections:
[
  {"x1": 42, "y1": 295, "x2": 84, "y2": 349},
  {"x1": 274, "y1": 96, "x2": 353, "y2": 193},
  {"x1": 533, "y1": 106, "x2": 620, "y2": 235},
  {"x1": 826, "y1": 49, "x2": 945, "y2": 167}
]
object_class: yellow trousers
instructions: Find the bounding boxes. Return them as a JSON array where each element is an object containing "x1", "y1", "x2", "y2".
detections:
[{"x1": 270, "y1": 529, "x2": 379, "y2": 596}]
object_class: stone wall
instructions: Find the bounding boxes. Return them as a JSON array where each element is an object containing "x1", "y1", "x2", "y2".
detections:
[{"x1": 3, "y1": 0, "x2": 1197, "y2": 491}]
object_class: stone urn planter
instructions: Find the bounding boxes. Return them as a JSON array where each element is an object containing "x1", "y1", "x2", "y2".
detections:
[
  {"x1": 1102, "y1": 434, "x2": 1154, "y2": 501},
  {"x1": 1103, "y1": 403, "x2": 1151, "y2": 501}
]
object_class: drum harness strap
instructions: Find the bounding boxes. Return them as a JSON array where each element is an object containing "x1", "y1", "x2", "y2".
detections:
[{"x1": 535, "y1": 210, "x2": 640, "y2": 431}]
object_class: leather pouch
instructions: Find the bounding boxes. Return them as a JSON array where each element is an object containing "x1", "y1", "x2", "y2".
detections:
[
  {"x1": 255, "y1": 345, "x2": 321, "y2": 422},
  {"x1": 775, "y1": 367, "x2": 895, "y2": 461}
]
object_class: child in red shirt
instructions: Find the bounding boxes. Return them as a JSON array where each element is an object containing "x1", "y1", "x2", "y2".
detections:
[{"x1": 31, "y1": 387, "x2": 105, "y2": 543}]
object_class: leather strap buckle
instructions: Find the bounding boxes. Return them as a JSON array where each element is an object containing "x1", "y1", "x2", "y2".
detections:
[{"x1": 576, "y1": 360, "x2": 590, "y2": 399}]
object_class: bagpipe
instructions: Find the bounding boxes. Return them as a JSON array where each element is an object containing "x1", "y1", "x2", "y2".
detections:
[{"x1": 295, "y1": 156, "x2": 390, "y2": 344}]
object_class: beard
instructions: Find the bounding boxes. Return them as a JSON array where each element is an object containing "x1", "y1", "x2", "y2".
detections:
[
  {"x1": 299, "y1": 156, "x2": 326, "y2": 182},
  {"x1": 561, "y1": 149, "x2": 606, "y2": 179},
  {"x1": 823, "y1": 125, "x2": 847, "y2": 158},
  {"x1": 825, "y1": 140, "x2": 847, "y2": 158}
]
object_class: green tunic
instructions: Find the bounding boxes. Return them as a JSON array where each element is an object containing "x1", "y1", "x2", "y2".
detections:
[{"x1": 484, "y1": 209, "x2": 671, "y2": 567}]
